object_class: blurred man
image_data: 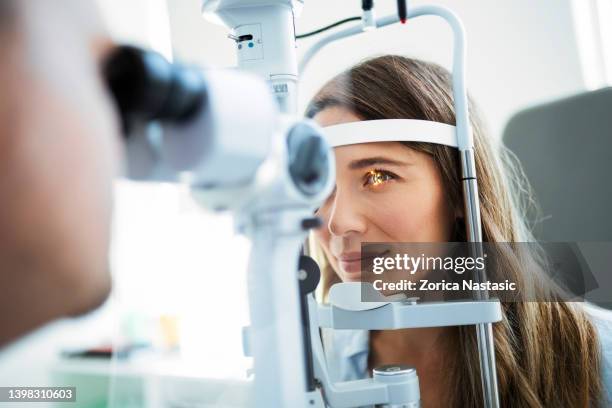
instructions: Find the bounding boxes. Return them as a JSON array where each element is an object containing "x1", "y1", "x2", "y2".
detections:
[{"x1": 0, "y1": 0, "x2": 120, "y2": 346}]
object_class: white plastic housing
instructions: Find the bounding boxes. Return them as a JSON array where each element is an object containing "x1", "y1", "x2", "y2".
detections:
[
  {"x1": 201, "y1": 0, "x2": 302, "y2": 112},
  {"x1": 161, "y1": 68, "x2": 278, "y2": 187}
]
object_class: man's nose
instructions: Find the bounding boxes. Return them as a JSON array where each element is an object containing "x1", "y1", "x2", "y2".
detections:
[{"x1": 327, "y1": 189, "x2": 367, "y2": 237}]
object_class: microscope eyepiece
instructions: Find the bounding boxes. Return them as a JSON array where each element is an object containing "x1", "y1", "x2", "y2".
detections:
[
  {"x1": 103, "y1": 45, "x2": 207, "y2": 132},
  {"x1": 287, "y1": 122, "x2": 331, "y2": 197}
]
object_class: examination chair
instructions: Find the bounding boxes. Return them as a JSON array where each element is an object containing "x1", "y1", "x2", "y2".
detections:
[{"x1": 503, "y1": 87, "x2": 612, "y2": 309}]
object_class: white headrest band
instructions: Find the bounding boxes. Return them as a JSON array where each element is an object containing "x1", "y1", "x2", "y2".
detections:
[{"x1": 322, "y1": 119, "x2": 458, "y2": 148}]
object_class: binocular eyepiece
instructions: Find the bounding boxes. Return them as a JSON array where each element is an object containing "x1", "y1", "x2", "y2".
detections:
[{"x1": 103, "y1": 45, "x2": 207, "y2": 132}]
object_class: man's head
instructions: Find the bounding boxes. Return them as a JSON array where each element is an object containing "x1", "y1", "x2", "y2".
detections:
[{"x1": 0, "y1": 0, "x2": 121, "y2": 344}]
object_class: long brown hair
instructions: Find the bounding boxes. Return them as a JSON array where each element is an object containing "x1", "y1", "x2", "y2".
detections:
[{"x1": 305, "y1": 55, "x2": 603, "y2": 407}]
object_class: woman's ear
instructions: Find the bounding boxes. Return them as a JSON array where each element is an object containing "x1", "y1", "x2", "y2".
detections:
[
  {"x1": 454, "y1": 204, "x2": 464, "y2": 219},
  {"x1": 452, "y1": 216, "x2": 467, "y2": 241}
]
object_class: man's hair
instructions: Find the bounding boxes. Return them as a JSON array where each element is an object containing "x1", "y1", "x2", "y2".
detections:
[{"x1": 0, "y1": 0, "x2": 15, "y2": 27}]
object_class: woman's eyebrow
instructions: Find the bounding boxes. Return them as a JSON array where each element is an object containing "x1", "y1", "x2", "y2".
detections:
[{"x1": 348, "y1": 156, "x2": 410, "y2": 170}]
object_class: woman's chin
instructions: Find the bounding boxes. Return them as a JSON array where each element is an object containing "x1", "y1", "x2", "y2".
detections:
[{"x1": 340, "y1": 270, "x2": 362, "y2": 282}]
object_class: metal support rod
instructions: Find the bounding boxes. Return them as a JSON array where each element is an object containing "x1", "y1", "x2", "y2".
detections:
[
  {"x1": 243, "y1": 210, "x2": 310, "y2": 408},
  {"x1": 462, "y1": 150, "x2": 499, "y2": 407}
]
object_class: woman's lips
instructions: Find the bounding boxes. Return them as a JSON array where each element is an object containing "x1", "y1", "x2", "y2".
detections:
[
  {"x1": 337, "y1": 250, "x2": 389, "y2": 275},
  {"x1": 338, "y1": 251, "x2": 362, "y2": 262},
  {"x1": 337, "y1": 252, "x2": 365, "y2": 275},
  {"x1": 339, "y1": 258, "x2": 363, "y2": 273}
]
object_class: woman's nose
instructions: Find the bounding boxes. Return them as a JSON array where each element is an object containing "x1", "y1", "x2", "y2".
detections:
[{"x1": 327, "y1": 189, "x2": 367, "y2": 237}]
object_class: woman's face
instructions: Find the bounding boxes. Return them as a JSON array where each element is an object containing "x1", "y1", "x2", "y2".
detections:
[{"x1": 313, "y1": 107, "x2": 455, "y2": 282}]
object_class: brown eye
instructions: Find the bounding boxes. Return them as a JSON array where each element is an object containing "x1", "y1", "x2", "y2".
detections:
[{"x1": 364, "y1": 169, "x2": 396, "y2": 187}]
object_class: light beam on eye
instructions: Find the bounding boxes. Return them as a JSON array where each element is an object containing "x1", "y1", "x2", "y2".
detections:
[
  {"x1": 370, "y1": 170, "x2": 386, "y2": 186},
  {"x1": 365, "y1": 169, "x2": 394, "y2": 187}
]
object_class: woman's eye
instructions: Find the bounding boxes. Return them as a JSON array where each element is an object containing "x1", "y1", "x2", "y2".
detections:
[{"x1": 363, "y1": 169, "x2": 396, "y2": 187}]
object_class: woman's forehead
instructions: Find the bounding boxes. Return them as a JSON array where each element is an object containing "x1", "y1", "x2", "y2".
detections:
[{"x1": 333, "y1": 142, "x2": 418, "y2": 164}]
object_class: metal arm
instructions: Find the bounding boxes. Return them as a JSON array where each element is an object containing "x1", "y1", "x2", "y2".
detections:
[{"x1": 304, "y1": 281, "x2": 502, "y2": 408}]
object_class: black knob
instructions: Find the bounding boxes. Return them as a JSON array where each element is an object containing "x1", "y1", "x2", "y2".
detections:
[{"x1": 298, "y1": 255, "x2": 321, "y2": 295}]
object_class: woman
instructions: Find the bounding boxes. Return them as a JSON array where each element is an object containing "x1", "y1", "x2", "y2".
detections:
[{"x1": 305, "y1": 55, "x2": 612, "y2": 407}]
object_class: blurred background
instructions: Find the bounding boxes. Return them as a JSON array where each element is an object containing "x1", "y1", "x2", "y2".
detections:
[{"x1": 0, "y1": 0, "x2": 610, "y2": 406}]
